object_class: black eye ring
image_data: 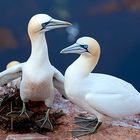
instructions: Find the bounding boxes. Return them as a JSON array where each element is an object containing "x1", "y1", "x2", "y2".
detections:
[
  {"x1": 41, "y1": 19, "x2": 53, "y2": 30},
  {"x1": 42, "y1": 22, "x2": 48, "y2": 28},
  {"x1": 80, "y1": 45, "x2": 89, "y2": 52}
]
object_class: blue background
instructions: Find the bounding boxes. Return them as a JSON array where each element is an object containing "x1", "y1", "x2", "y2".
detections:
[{"x1": 0, "y1": 0, "x2": 140, "y2": 91}]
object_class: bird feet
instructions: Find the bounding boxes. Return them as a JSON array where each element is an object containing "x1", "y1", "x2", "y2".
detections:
[
  {"x1": 71, "y1": 121, "x2": 102, "y2": 137},
  {"x1": 18, "y1": 103, "x2": 30, "y2": 118},
  {"x1": 6, "y1": 102, "x2": 31, "y2": 118},
  {"x1": 36, "y1": 108, "x2": 53, "y2": 130},
  {"x1": 74, "y1": 116, "x2": 98, "y2": 127}
]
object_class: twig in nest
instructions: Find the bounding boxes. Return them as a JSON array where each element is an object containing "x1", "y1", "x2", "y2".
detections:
[
  {"x1": 0, "y1": 106, "x2": 6, "y2": 113},
  {"x1": 10, "y1": 101, "x2": 14, "y2": 130}
]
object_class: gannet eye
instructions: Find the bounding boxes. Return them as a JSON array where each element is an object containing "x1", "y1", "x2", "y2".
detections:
[
  {"x1": 80, "y1": 45, "x2": 89, "y2": 52},
  {"x1": 41, "y1": 22, "x2": 50, "y2": 29},
  {"x1": 41, "y1": 19, "x2": 52, "y2": 30},
  {"x1": 42, "y1": 22, "x2": 48, "y2": 28}
]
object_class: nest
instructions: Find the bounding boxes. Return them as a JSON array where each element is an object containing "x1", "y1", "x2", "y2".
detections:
[{"x1": 0, "y1": 86, "x2": 65, "y2": 134}]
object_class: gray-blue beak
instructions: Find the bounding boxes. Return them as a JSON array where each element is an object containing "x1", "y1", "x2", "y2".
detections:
[{"x1": 60, "y1": 43, "x2": 88, "y2": 54}]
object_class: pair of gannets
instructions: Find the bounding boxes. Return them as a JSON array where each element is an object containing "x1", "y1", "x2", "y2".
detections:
[
  {"x1": 0, "y1": 14, "x2": 71, "y2": 129},
  {"x1": 0, "y1": 13, "x2": 140, "y2": 136},
  {"x1": 60, "y1": 37, "x2": 140, "y2": 137}
]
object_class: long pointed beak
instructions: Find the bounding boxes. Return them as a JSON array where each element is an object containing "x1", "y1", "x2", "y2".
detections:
[
  {"x1": 48, "y1": 18, "x2": 72, "y2": 29},
  {"x1": 60, "y1": 43, "x2": 87, "y2": 54}
]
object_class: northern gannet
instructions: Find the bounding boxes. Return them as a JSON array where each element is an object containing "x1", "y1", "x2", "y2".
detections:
[
  {"x1": 60, "y1": 37, "x2": 140, "y2": 137},
  {"x1": 6, "y1": 61, "x2": 21, "y2": 88},
  {"x1": 0, "y1": 14, "x2": 71, "y2": 129}
]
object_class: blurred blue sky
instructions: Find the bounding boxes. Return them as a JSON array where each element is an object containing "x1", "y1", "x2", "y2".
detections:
[{"x1": 0, "y1": 0, "x2": 140, "y2": 90}]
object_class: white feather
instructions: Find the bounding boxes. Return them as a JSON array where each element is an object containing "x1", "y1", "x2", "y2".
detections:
[{"x1": 62, "y1": 37, "x2": 140, "y2": 122}]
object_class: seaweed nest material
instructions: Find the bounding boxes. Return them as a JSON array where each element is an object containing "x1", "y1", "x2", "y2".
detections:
[{"x1": 0, "y1": 86, "x2": 64, "y2": 134}]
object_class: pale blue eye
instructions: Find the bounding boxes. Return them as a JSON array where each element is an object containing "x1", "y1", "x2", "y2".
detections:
[
  {"x1": 41, "y1": 21, "x2": 50, "y2": 28},
  {"x1": 80, "y1": 45, "x2": 88, "y2": 51},
  {"x1": 41, "y1": 19, "x2": 53, "y2": 30}
]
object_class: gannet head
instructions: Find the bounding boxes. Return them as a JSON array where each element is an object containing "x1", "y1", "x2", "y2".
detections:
[
  {"x1": 60, "y1": 37, "x2": 100, "y2": 56},
  {"x1": 6, "y1": 61, "x2": 20, "y2": 69},
  {"x1": 28, "y1": 14, "x2": 72, "y2": 37}
]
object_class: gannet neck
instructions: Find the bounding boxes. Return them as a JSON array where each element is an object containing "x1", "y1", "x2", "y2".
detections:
[
  {"x1": 66, "y1": 53, "x2": 100, "y2": 78},
  {"x1": 29, "y1": 33, "x2": 50, "y2": 64}
]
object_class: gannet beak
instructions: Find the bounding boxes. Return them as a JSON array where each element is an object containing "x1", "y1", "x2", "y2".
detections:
[
  {"x1": 51, "y1": 18, "x2": 72, "y2": 28},
  {"x1": 60, "y1": 43, "x2": 88, "y2": 54},
  {"x1": 42, "y1": 18, "x2": 72, "y2": 31}
]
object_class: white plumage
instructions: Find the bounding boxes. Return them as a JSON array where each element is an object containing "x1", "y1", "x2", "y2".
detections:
[
  {"x1": 6, "y1": 61, "x2": 21, "y2": 88},
  {"x1": 0, "y1": 14, "x2": 71, "y2": 129},
  {"x1": 61, "y1": 36, "x2": 140, "y2": 136}
]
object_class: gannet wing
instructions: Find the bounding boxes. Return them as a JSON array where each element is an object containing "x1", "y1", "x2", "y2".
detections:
[
  {"x1": 0, "y1": 63, "x2": 23, "y2": 86},
  {"x1": 52, "y1": 66, "x2": 67, "y2": 99},
  {"x1": 85, "y1": 92, "x2": 140, "y2": 117},
  {"x1": 90, "y1": 73, "x2": 139, "y2": 94}
]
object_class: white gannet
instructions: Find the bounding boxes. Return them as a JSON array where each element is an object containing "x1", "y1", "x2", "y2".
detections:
[
  {"x1": 0, "y1": 14, "x2": 71, "y2": 129},
  {"x1": 60, "y1": 37, "x2": 140, "y2": 137},
  {"x1": 6, "y1": 61, "x2": 21, "y2": 88}
]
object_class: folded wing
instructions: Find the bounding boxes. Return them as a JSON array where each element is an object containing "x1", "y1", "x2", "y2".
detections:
[{"x1": 85, "y1": 92, "x2": 140, "y2": 118}]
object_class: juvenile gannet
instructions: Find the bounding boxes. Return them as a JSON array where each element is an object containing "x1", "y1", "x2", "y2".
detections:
[
  {"x1": 60, "y1": 37, "x2": 140, "y2": 137},
  {"x1": 6, "y1": 61, "x2": 21, "y2": 88},
  {"x1": 0, "y1": 14, "x2": 71, "y2": 129}
]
